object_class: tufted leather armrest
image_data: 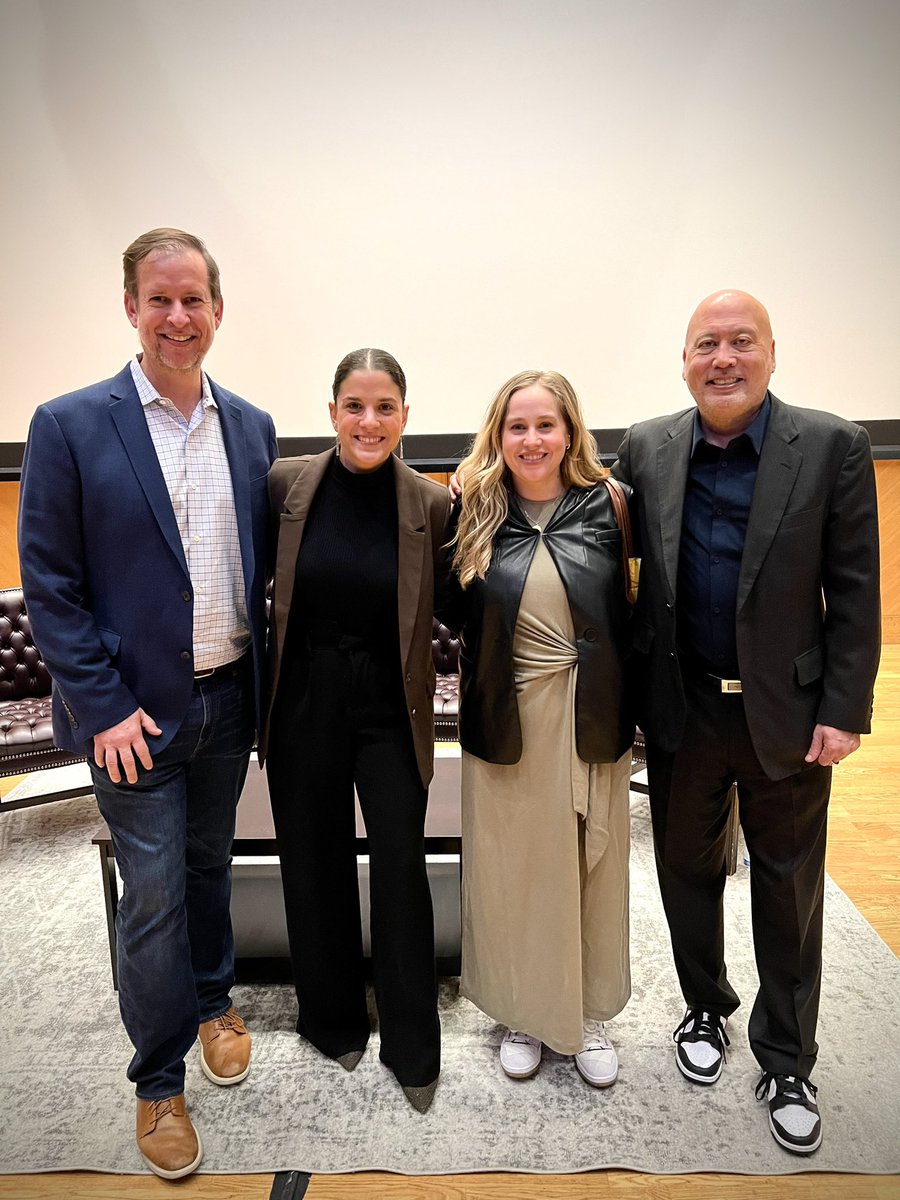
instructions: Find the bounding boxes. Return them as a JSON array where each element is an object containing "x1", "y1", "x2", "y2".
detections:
[
  {"x1": 431, "y1": 619, "x2": 460, "y2": 741},
  {"x1": 0, "y1": 587, "x2": 86, "y2": 781},
  {"x1": 431, "y1": 619, "x2": 459, "y2": 675},
  {"x1": 0, "y1": 588, "x2": 52, "y2": 703}
]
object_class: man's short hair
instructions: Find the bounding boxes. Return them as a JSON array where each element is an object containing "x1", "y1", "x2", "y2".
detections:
[{"x1": 123, "y1": 228, "x2": 221, "y2": 306}]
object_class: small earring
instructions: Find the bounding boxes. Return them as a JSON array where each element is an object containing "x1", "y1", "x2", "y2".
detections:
[
  {"x1": 565, "y1": 442, "x2": 571, "y2": 451},
  {"x1": 335, "y1": 435, "x2": 341, "y2": 457},
  {"x1": 399, "y1": 436, "x2": 405, "y2": 460}
]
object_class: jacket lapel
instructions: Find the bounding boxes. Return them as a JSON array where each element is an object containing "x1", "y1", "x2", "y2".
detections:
[
  {"x1": 394, "y1": 458, "x2": 426, "y2": 673},
  {"x1": 737, "y1": 396, "x2": 801, "y2": 613},
  {"x1": 108, "y1": 367, "x2": 188, "y2": 576},
  {"x1": 657, "y1": 410, "x2": 693, "y2": 600},
  {"x1": 273, "y1": 451, "x2": 333, "y2": 634},
  {"x1": 214, "y1": 382, "x2": 254, "y2": 590}
]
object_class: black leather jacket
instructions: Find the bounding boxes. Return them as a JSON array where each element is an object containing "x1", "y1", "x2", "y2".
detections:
[{"x1": 453, "y1": 484, "x2": 634, "y2": 765}]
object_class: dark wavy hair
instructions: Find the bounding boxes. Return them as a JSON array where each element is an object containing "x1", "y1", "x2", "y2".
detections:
[{"x1": 332, "y1": 348, "x2": 407, "y2": 402}]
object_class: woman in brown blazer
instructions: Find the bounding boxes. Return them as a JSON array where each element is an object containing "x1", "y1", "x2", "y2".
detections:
[{"x1": 259, "y1": 348, "x2": 450, "y2": 1112}]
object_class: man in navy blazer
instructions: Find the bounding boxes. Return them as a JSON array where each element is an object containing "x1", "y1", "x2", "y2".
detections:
[
  {"x1": 18, "y1": 228, "x2": 277, "y2": 1178},
  {"x1": 615, "y1": 290, "x2": 880, "y2": 1156}
]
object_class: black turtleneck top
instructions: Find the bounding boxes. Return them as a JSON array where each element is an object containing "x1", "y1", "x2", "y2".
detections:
[{"x1": 289, "y1": 455, "x2": 400, "y2": 657}]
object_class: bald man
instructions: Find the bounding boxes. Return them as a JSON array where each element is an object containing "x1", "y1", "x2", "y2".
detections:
[{"x1": 615, "y1": 291, "x2": 881, "y2": 1155}]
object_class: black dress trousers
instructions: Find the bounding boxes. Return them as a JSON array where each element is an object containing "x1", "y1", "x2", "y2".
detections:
[
  {"x1": 646, "y1": 672, "x2": 831, "y2": 1079},
  {"x1": 266, "y1": 628, "x2": 440, "y2": 1088}
]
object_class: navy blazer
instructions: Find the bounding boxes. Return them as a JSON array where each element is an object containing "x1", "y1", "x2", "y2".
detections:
[{"x1": 18, "y1": 363, "x2": 277, "y2": 753}]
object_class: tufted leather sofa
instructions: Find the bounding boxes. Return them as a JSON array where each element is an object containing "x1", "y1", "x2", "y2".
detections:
[
  {"x1": 0, "y1": 588, "x2": 87, "y2": 784},
  {"x1": 0, "y1": 587, "x2": 461, "y2": 782},
  {"x1": 9, "y1": 595, "x2": 730, "y2": 862},
  {"x1": 431, "y1": 619, "x2": 460, "y2": 741}
]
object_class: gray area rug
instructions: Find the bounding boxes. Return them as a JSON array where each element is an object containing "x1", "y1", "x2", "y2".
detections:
[{"x1": 1, "y1": 789, "x2": 898, "y2": 1177}]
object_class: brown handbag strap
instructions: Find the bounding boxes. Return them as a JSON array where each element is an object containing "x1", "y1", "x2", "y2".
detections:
[{"x1": 602, "y1": 475, "x2": 636, "y2": 601}]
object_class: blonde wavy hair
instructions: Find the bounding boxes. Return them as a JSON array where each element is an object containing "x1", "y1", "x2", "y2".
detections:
[{"x1": 452, "y1": 370, "x2": 608, "y2": 587}]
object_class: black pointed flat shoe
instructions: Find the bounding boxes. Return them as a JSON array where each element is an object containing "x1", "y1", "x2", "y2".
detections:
[
  {"x1": 401, "y1": 1078, "x2": 438, "y2": 1113},
  {"x1": 336, "y1": 1048, "x2": 365, "y2": 1072}
]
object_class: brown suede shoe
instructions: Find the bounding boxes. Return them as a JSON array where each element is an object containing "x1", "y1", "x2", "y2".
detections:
[
  {"x1": 136, "y1": 1095, "x2": 202, "y2": 1179},
  {"x1": 198, "y1": 1006, "x2": 251, "y2": 1085}
]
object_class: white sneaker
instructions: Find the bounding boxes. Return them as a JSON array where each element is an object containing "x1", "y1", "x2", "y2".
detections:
[
  {"x1": 755, "y1": 1072, "x2": 822, "y2": 1155},
  {"x1": 574, "y1": 1018, "x2": 618, "y2": 1087},
  {"x1": 499, "y1": 1029, "x2": 542, "y2": 1079},
  {"x1": 673, "y1": 1008, "x2": 729, "y2": 1084}
]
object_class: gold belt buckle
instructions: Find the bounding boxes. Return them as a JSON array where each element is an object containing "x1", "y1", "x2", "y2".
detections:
[{"x1": 721, "y1": 679, "x2": 742, "y2": 694}]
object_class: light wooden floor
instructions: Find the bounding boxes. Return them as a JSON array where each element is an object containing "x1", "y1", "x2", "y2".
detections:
[{"x1": 3, "y1": 647, "x2": 899, "y2": 1200}]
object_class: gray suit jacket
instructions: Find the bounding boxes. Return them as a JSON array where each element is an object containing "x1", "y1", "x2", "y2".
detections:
[{"x1": 615, "y1": 394, "x2": 881, "y2": 780}]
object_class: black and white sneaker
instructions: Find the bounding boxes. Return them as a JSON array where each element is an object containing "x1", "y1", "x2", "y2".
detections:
[
  {"x1": 755, "y1": 1072, "x2": 822, "y2": 1155},
  {"x1": 672, "y1": 1008, "x2": 729, "y2": 1084}
]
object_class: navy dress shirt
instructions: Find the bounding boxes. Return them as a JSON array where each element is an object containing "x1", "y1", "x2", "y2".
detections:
[{"x1": 676, "y1": 395, "x2": 771, "y2": 677}]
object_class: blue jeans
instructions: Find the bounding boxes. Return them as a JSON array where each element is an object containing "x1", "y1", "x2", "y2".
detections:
[{"x1": 90, "y1": 657, "x2": 255, "y2": 1099}]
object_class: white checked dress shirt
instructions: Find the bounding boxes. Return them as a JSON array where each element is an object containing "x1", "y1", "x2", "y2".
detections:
[{"x1": 130, "y1": 356, "x2": 249, "y2": 673}]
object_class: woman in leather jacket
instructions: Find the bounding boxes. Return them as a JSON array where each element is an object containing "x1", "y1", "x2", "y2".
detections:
[{"x1": 451, "y1": 369, "x2": 634, "y2": 1087}]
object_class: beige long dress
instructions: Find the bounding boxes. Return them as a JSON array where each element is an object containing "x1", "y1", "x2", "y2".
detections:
[{"x1": 460, "y1": 498, "x2": 632, "y2": 1055}]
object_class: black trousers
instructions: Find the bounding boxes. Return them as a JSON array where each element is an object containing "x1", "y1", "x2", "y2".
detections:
[
  {"x1": 646, "y1": 674, "x2": 831, "y2": 1078},
  {"x1": 266, "y1": 637, "x2": 440, "y2": 1088}
]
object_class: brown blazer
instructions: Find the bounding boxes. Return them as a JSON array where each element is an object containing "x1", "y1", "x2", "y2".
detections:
[{"x1": 258, "y1": 449, "x2": 452, "y2": 786}]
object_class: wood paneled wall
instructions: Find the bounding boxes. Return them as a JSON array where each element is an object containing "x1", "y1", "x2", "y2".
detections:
[
  {"x1": 3, "y1": 465, "x2": 900, "y2": 641},
  {"x1": 875, "y1": 460, "x2": 900, "y2": 644},
  {"x1": 0, "y1": 482, "x2": 21, "y2": 587},
  {"x1": 0, "y1": 476, "x2": 450, "y2": 595}
]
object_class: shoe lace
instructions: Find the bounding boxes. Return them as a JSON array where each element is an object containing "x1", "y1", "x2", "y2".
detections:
[
  {"x1": 207, "y1": 1008, "x2": 245, "y2": 1038},
  {"x1": 755, "y1": 1072, "x2": 817, "y2": 1103},
  {"x1": 149, "y1": 1098, "x2": 177, "y2": 1120},
  {"x1": 143, "y1": 1097, "x2": 182, "y2": 1130},
  {"x1": 507, "y1": 1030, "x2": 537, "y2": 1045},
  {"x1": 673, "y1": 1009, "x2": 730, "y2": 1059},
  {"x1": 582, "y1": 1018, "x2": 612, "y2": 1050}
]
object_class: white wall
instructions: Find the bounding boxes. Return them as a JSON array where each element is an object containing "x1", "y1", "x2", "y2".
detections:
[{"x1": 2, "y1": 0, "x2": 898, "y2": 441}]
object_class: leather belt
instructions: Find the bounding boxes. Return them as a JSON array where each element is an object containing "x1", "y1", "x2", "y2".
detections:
[
  {"x1": 683, "y1": 661, "x2": 743, "y2": 693},
  {"x1": 706, "y1": 674, "x2": 742, "y2": 693},
  {"x1": 194, "y1": 653, "x2": 248, "y2": 681}
]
